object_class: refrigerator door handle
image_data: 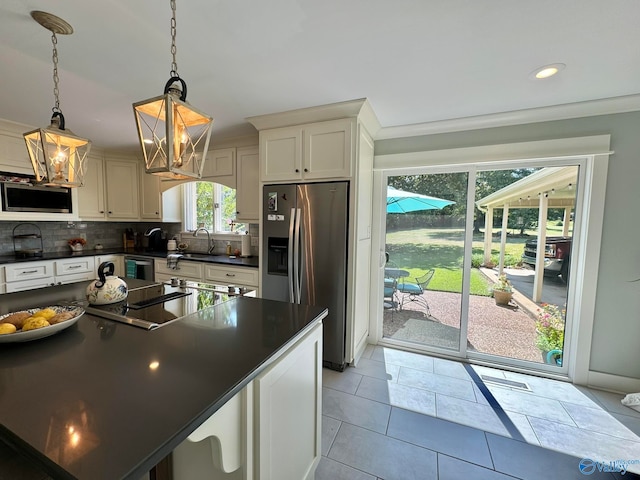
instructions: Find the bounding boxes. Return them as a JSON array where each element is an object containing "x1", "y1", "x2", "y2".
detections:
[
  {"x1": 294, "y1": 207, "x2": 302, "y2": 304},
  {"x1": 287, "y1": 207, "x2": 296, "y2": 302}
]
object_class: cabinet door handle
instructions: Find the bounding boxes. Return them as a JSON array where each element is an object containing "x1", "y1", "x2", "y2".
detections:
[
  {"x1": 100, "y1": 210, "x2": 105, "y2": 214},
  {"x1": 295, "y1": 169, "x2": 299, "y2": 173},
  {"x1": 226, "y1": 273, "x2": 236, "y2": 277},
  {"x1": 22, "y1": 269, "x2": 38, "y2": 274},
  {"x1": 304, "y1": 168, "x2": 308, "y2": 172}
]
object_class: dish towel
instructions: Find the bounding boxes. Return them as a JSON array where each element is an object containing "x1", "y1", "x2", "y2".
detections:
[{"x1": 166, "y1": 253, "x2": 183, "y2": 270}]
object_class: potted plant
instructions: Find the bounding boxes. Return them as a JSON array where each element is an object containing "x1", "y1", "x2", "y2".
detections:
[
  {"x1": 68, "y1": 237, "x2": 87, "y2": 252},
  {"x1": 492, "y1": 274, "x2": 513, "y2": 305},
  {"x1": 535, "y1": 303, "x2": 565, "y2": 365}
]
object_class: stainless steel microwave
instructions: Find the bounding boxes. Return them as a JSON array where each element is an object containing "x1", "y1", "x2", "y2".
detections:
[{"x1": 1, "y1": 182, "x2": 72, "y2": 213}]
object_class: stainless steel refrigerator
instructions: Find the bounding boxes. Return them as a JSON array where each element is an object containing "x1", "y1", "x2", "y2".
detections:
[{"x1": 262, "y1": 182, "x2": 349, "y2": 371}]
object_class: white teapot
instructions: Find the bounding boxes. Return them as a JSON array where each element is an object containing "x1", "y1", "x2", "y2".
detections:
[{"x1": 86, "y1": 262, "x2": 128, "y2": 305}]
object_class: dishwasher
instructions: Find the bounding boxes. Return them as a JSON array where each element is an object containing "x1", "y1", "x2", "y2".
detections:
[{"x1": 123, "y1": 256, "x2": 155, "y2": 281}]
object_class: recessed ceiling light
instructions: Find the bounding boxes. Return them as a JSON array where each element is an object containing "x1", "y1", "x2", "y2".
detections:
[{"x1": 531, "y1": 63, "x2": 566, "y2": 79}]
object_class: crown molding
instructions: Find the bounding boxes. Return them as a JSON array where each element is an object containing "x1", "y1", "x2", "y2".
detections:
[
  {"x1": 376, "y1": 94, "x2": 640, "y2": 140},
  {"x1": 246, "y1": 98, "x2": 381, "y2": 135}
]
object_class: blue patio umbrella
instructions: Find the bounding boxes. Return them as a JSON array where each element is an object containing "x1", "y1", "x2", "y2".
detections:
[{"x1": 387, "y1": 186, "x2": 455, "y2": 213}]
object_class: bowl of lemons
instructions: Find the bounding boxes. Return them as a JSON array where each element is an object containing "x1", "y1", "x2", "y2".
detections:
[{"x1": 0, "y1": 306, "x2": 84, "y2": 343}]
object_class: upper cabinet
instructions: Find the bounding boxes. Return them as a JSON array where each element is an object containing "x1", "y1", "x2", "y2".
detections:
[
  {"x1": 140, "y1": 164, "x2": 162, "y2": 220},
  {"x1": 78, "y1": 153, "x2": 106, "y2": 220},
  {"x1": 260, "y1": 118, "x2": 352, "y2": 182},
  {"x1": 236, "y1": 146, "x2": 259, "y2": 222},
  {"x1": 104, "y1": 157, "x2": 140, "y2": 220},
  {"x1": 201, "y1": 147, "x2": 236, "y2": 188},
  {"x1": 78, "y1": 153, "x2": 139, "y2": 221}
]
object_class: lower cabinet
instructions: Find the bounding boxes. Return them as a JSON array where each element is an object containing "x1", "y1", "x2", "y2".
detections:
[
  {"x1": 203, "y1": 264, "x2": 258, "y2": 289},
  {"x1": 4, "y1": 260, "x2": 55, "y2": 293},
  {"x1": 154, "y1": 259, "x2": 203, "y2": 282},
  {"x1": 2, "y1": 256, "x2": 105, "y2": 294},
  {"x1": 172, "y1": 321, "x2": 323, "y2": 480},
  {"x1": 95, "y1": 255, "x2": 124, "y2": 278}
]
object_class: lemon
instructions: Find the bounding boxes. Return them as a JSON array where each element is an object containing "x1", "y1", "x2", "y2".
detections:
[
  {"x1": 22, "y1": 317, "x2": 50, "y2": 331},
  {"x1": 0, "y1": 323, "x2": 16, "y2": 335},
  {"x1": 32, "y1": 308, "x2": 56, "y2": 321}
]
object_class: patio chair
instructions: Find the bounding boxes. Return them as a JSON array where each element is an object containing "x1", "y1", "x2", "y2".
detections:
[{"x1": 397, "y1": 269, "x2": 435, "y2": 316}]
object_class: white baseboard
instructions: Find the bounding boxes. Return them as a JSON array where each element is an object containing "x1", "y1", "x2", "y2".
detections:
[{"x1": 587, "y1": 370, "x2": 640, "y2": 394}]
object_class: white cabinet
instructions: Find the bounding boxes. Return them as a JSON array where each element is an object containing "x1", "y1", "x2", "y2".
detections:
[
  {"x1": 140, "y1": 165, "x2": 162, "y2": 219},
  {"x1": 105, "y1": 158, "x2": 140, "y2": 220},
  {"x1": 54, "y1": 257, "x2": 96, "y2": 284},
  {"x1": 202, "y1": 148, "x2": 236, "y2": 187},
  {"x1": 2, "y1": 256, "x2": 112, "y2": 294},
  {"x1": 78, "y1": 153, "x2": 107, "y2": 220},
  {"x1": 260, "y1": 118, "x2": 352, "y2": 182},
  {"x1": 172, "y1": 320, "x2": 323, "y2": 480},
  {"x1": 95, "y1": 255, "x2": 124, "y2": 278},
  {"x1": 78, "y1": 154, "x2": 141, "y2": 221},
  {"x1": 235, "y1": 146, "x2": 259, "y2": 223},
  {"x1": 155, "y1": 258, "x2": 259, "y2": 289},
  {"x1": 203, "y1": 264, "x2": 258, "y2": 288},
  {"x1": 254, "y1": 322, "x2": 322, "y2": 480},
  {"x1": 5, "y1": 260, "x2": 55, "y2": 293},
  {"x1": 154, "y1": 259, "x2": 203, "y2": 282},
  {"x1": 260, "y1": 127, "x2": 302, "y2": 182}
]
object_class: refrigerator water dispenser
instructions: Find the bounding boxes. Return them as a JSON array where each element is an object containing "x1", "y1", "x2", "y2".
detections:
[{"x1": 267, "y1": 237, "x2": 288, "y2": 275}]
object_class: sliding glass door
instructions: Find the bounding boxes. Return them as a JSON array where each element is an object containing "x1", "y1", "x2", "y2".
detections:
[{"x1": 380, "y1": 161, "x2": 579, "y2": 373}]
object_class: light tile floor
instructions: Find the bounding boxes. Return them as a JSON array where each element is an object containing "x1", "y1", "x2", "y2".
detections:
[{"x1": 317, "y1": 345, "x2": 640, "y2": 480}]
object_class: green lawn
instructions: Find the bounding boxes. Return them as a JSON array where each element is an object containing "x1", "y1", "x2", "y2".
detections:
[
  {"x1": 386, "y1": 222, "x2": 572, "y2": 296},
  {"x1": 386, "y1": 227, "x2": 531, "y2": 296}
]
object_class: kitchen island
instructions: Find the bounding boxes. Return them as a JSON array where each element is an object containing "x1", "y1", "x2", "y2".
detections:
[{"x1": 0, "y1": 281, "x2": 326, "y2": 479}]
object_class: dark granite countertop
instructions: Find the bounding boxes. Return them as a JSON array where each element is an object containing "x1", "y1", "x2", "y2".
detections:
[
  {"x1": 0, "y1": 281, "x2": 325, "y2": 479},
  {"x1": 0, "y1": 249, "x2": 259, "y2": 268}
]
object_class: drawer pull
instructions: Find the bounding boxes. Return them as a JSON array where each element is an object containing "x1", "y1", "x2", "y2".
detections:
[
  {"x1": 68, "y1": 265, "x2": 82, "y2": 269},
  {"x1": 225, "y1": 273, "x2": 236, "y2": 277},
  {"x1": 22, "y1": 270, "x2": 38, "y2": 274}
]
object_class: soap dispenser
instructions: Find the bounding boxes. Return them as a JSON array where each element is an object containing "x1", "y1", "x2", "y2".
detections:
[{"x1": 226, "y1": 241, "x2": 232, "y2": 256}]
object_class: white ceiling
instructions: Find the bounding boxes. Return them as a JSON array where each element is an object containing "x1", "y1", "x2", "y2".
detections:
[{"x1": 1, "y1": 0, "x2": 639, "y2": 150}]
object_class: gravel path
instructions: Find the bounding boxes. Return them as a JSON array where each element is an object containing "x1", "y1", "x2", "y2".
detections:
[{"x1": 383, "y1": 291, "x2": 544, "y2": 363}]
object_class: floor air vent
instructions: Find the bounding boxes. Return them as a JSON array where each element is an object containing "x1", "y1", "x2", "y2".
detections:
[{"x1": 481, "y1": 375, "x2": 531, "y2": 391}]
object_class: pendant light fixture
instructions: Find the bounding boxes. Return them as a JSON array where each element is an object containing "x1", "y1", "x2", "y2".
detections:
[
  {"x1": 23, "y1": 11, "x2": 91, "y2": 188},
  {"x1": 133, "y1": 0, "x2": 213, "y2": 179}
]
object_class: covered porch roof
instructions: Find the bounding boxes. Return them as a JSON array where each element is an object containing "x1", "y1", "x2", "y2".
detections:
[
  {"x1": 475, "y1": 166, "x2": 578, "y2": 303},
  {"x1": 476, "y1": 166, "x2": 578, "y2": 210}
]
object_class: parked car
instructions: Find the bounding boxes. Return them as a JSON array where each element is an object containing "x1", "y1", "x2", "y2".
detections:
[{"x1": 521, "y1": 236, "x2": 572, "y2": 283}]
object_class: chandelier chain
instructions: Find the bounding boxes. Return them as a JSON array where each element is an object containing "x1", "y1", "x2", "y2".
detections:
[
  {"x1": 51, "y1": 32, "x2": 61, "y2": 113},
  {"x1": 170, "y1": 0, "x2": 178, "y2": 78}
]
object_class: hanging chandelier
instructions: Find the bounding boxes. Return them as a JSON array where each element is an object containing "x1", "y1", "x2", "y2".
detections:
[
  {"x1": 133, "y1": 0, "x2": 213, "y2": 180},
  {"x1": 23, "y1": 11, "x2": 91, "y2": 188}
]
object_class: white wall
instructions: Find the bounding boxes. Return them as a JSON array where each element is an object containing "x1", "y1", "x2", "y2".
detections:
[{"x1": 375, "y1": 111, "x2": 640, "y2": 383}]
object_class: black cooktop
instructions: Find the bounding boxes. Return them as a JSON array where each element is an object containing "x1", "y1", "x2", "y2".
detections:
[{"x1": 86, "y1": 282, "x2": 235, "y2": 329}]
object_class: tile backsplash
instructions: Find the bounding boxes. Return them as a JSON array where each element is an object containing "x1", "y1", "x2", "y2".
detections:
[
  {"x1": 0, "y1": 221, "x2": 260, "y2": 257},
  {"x1": 0, "y1": 221, "x2": 182, "y2": 256}
]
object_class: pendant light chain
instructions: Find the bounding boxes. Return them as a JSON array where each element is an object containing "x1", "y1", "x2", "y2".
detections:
[
  {"x1": 170, "y1": 0, "x2": 178, "y2": 78},
  {"x1": 51, "y1": 32, "x2": 61, "y2": 114}
]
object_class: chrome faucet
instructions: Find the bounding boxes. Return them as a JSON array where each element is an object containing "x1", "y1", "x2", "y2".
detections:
[{"x1": 194, "y1": 227, "x2": 215, "y2": 254}]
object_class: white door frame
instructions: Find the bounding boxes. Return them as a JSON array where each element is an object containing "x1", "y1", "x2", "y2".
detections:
[{"x1": 370, "y1": 135, "x2": 611, "y2": 382}]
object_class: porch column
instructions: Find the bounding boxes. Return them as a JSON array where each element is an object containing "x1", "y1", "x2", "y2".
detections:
[
  {"x1": 533, "y1": 193, "x2": 549, "y2": 302},
  {"x1": 562, "y1": 208, "x2": 571, "y2": 236},
  {"x1": 483, "y1": 207, "x2": 493, "y2": 265},
  {"x1": 499, "y1": 204, "x2": 509, "y2": 275}
]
